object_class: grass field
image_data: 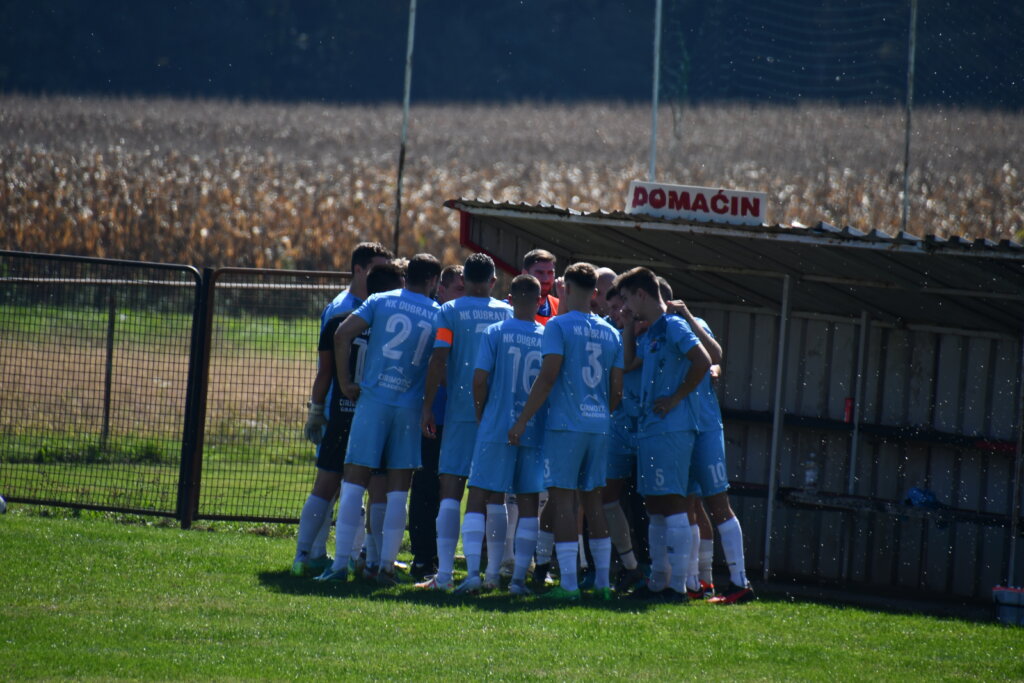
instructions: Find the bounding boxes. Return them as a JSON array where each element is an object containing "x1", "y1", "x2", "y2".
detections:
[{"x1": 2, "y1": 510, "x2": 1021, "y2": 680}]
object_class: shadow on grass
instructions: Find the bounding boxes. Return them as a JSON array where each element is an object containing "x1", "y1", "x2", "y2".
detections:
[{"x1": 258, "y1": 569, "x2": 667, "y2": 614}]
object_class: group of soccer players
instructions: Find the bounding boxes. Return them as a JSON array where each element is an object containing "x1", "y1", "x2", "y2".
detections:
[{"x1": 293, "y1": 241, "x2": 754, "y2": 604}]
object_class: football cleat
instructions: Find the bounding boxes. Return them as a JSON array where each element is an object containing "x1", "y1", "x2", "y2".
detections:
[
  {"x1": 415, "y1": 575, "x2": 455, "y2": 592},
  {"x1": 498, "y1": 558, "x2": 515, "y2": 579},
  {"x1": 661, "y1": 588, "x2": 691, "y2": 604},
  {"x1": 314, "y1": 567, "x2": 349, "y2": 583},
  {"x1": 290, "y1": 559, "x2": 307, "y2": 577},
  {"x1": 699, "y1": 580, "x2": 716, "y2": 599},
  {"x1": 589, "y1": 586, "x2": 614, "y2": 602},
  {"x1": 614, "y1": 566, "x2": 646, "y2": 593},
  {"x1": 454, "y1": 576, "x2": 483, "y2": 595},
  {"x1": 627, "y1": 582, "x2": 666, "y2": 600},
  {"x1": 376, "y1": 568, "x2": 404, "y2": 588},
  {"x1": 508, "y1": 580, "x2": 533, "y2": 597},
  {"x1": 361, "y1": 564, "x2": 380, "y2": 581},
  {"x1": 531, "y1": 562, "x2": 552, "y2": 588},
  {"x1": 540, "y1": 586, "x2": 581, "y2": 602},
  {"x1": 708, "y1": 582, "x2": 755, "y2": 605}
]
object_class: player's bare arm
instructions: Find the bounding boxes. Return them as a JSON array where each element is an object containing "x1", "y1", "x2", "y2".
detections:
[
  {"x1": 609, "y1": 366, "x2": 624, "y2": 414},
  {"x1": 421, "y1": 347, "x2": 449, "y2": 438},
  {"x1": 333, "y1": 314, "x2": 370, "y2": 402},
  {"x1": 472, "y1": 368, "x2": 490, "y2": 423},
  {"x1": 508, "y1": 353, "x2": 561, "y2": 445},
  {"x1": 653, "y1": 343, "x2": 712, "y2": 416},
  {"x1": 666, "y1": 299, "x2": 723, "y2": 364}
]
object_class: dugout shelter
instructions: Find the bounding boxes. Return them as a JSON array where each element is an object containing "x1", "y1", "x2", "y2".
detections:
[{"x1": 446, "y1": 196, "x2": 1024, "y2": 602}]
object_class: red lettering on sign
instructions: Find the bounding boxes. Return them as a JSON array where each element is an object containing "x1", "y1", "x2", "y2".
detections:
[
  {"x1": 668, "y1": 190, "x2": 690, "y2": 211},
  {"x1": 632, "y1": 186, "x2": 648, "y2": 208},
  {"x1": 711, "y1": 191, "x2": 729, "y2": 214},
  {"x1": 691, "y1": 192, "x2": 709, "y2": 212},
  {"x1": 741, "y1": 196, "x2": 761, "y2": 217},
  {"x1": 649, "y1": 188, "x2": 666, "y2": 209}
]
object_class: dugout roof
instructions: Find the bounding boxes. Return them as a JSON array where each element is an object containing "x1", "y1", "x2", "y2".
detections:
[{"x1": 445, "y1": 198, "x2": 1024, "y2": 335}]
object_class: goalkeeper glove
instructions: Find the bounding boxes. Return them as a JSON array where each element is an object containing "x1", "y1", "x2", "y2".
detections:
[{"x1": 304, "y1": 401, "x2": 327, "y2": 444}]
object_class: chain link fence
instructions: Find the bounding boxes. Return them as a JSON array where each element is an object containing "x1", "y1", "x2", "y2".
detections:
[{"x1": 1, "y1": 251, "x2": 348, "y2": 524}]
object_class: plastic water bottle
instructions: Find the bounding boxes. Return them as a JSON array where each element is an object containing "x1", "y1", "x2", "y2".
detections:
[{"x1": 803, "y1": 452, "x2": 819, "y2": 492}]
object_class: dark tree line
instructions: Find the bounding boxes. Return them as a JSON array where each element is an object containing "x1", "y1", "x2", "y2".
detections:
[{"x1": 1, "y1": 0, "x2": 1019, "y2": 107}]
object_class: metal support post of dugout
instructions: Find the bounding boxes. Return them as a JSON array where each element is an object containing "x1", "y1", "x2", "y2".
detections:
[
  {"x1": 762, "y1": 274, "x2": 792, "y2": 581},
  {"x1": 840, "y1": 309, "x2": 871, "y2": 582}
]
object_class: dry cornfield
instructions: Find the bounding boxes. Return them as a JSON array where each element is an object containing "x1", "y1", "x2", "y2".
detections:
[{"x1": 1, "y1": 94, "x2": 1021, "y2": 270}]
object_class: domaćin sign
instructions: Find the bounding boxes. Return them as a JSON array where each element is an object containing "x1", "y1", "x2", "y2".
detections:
[{"x1": 626, "y1": 180, "x2": 767, "y2": 227}]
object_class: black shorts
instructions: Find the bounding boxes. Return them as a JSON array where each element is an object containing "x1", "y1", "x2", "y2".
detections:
[{"x1": 316, "y1": 411, "x2": 354, "y2": 473}]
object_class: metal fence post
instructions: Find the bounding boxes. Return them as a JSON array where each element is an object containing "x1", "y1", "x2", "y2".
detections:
[
  {"x1": 101, "y1": 290, "x2": 116, "y2": 451},
  {"x1": 177, "y1": 267, "x2": 214, "y2": 529}
]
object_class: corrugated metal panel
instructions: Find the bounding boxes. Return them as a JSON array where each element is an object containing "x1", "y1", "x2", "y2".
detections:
[{"x1": 448, "y1": 198, "x2": 1024, "y2": 334}]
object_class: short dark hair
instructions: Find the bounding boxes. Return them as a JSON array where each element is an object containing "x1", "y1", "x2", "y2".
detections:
[
  {"x1": 523, "y1": 249, "x2": 557, "y2": 270},
  {"x1": 656, "y1": 276, "x2": 673, "y2": 301},
  {"x1": 509, "y1": 274, "x2": 541, "y2": 301},
  {"x1": 406, "y1": 253, "x2": 442, "y2": 286},
  {"x1": 563, "y1": 262, "x2": 597, "y2": 290},
  {"x1": 440, "y1": 264, "x2": 463, "y2": 287},
  {"x1": 366, "y1": 263, "x2": 404, "y2": 295},
  {"x1": 463, "y1": 252, "x2": 495, "y2": 284},
  {"x1": 614, "y1": 267, "x2": 660, "y2": 298},
  {"x1": 605, "y1": 285, "x2": 620, "y2": 301},
  {"x1": 351, "y1": 242, "x2": 393, "y2": 272}
]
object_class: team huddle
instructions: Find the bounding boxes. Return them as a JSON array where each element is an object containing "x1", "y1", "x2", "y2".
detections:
[{"x1": 293, "y1": 242, "x2": 754, "y2": 604}]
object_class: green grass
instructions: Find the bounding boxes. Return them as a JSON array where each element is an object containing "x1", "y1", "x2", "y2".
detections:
[
  {"x1": 2, "y1": 512, "x2": 1022, "y2": 680},
  {"x1": 1, "y1": 304, "x2": 315, "y2": 358}
]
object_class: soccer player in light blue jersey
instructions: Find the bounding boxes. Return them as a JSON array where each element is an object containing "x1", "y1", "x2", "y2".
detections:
[
  {"x1": 293, "y1": 242, "x2": 392, "y2": 577},
  {"x1": 452, "y1": 274, "x2": 547, "y2": 596},
  {"x1": 416, "y1": 253, "x2": 513, "y2": 592},
  {"x1": 666, "y1": 296, "x2": 754, "y2": 605},
  {"x1": 509, "y1": 262, "x2": 624, "y2": 601},
  {"x1": 316, "y1": 253, "x2": 442, "y2": 587},
  {"x1": 616, "y1": 266, "x2": 711, "y2": 603},
  {"x1": 601, "y1": 285, "x2": 648, "y2": 593}
]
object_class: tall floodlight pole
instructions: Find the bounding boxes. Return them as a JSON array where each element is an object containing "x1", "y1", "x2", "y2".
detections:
[
  {"x1": 393, "y1": 0, "x2": 419, "y2": 255},
  {"x1": 901, "y1": 0, "x2": 918, "y2": 233},
  {"x1": 648, "y1": 0, "x2": 663, "y2": 182}
]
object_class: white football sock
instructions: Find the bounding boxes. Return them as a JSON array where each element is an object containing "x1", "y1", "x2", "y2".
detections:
[
  {"x1": 555, "y1": 541, "x2": 579, "y2": 591},
  {"x1": 699, "y1": 538, "x2": 714, "y2": 584},
  {"x1": 513, "y1": 516, "x2": 539, "y2": 582},
  {"x1": 435, "y1": 498, "x2": 461, "y2": 584},
  {"x1": 717, "y1": 516, "x2": 748, "y2": 586},
  {"x1": 366, "y1": 502, "x2": 386, "y2": 567},
  {"x1": 350, "y1": 507, "x2": 365, "y2": 562},
  {"x1": 330, "y1": 482, "x2": 365, "y2": 572},
  {"x1": 313, "y1": 493, "x2": 337, "y2": 559},
  {"x1": 665, "y1": 512, "x2": 691, "y2": 593},
  {"x1": 503, "y1": 497, "x2": 519, "y2": 566},
  {"x1": 379, "y1": 491, "x2": 408, "y2": 571},
  {"x1": 603, "y1": 501, "x2": 637, "y2": 570},
  {"x1": 462, "y1": 512, "x2": 485, "y2": 578},
  {"x1": 485, "y1": 503, "x2": 508, "y2": 581},
  {"x1": 647, "y1": 514, "x2": 667, "y2": 591},
  {"x1": 577, "y1": 534, "x2": 589, "y2": 570},
  {"x1": 686, "y1": 523, "x2": 701, "y2": 591},
  {"x1": 590, "y1": 536, "x2": 612, "y2": 589},
  {"x1": 295, "y1": 494, "x2": 331, "y2": 562},
  {"x1": 536, "y1": 529, "x2": 555, "y2": 565}
]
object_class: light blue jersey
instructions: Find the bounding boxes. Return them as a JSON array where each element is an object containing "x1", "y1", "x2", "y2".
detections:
[
  {"x1": 352, "y1": 288, "x2": 439, "y2": 407},
  {"x1": 542, "y1": 311, "x2": 624, "y2": 434},
  {"x1": 637, "y1": 314, "x2": 702, "y2": 435},
  {"x1": 688, "y1": 317, "x2": 723, "y2": 432},
  {"x1": 435, "y1": 296, "x2": 513, "y2": 423},
  {"x1": 475, "y1": 318, "x2": 546, "y2": 447},
  {"x1": 322, "y1": 289, "x2": 361, "y2": 328},
  {"x1": 319, "y1": 289, "x2": 362, "y2": 419}
]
